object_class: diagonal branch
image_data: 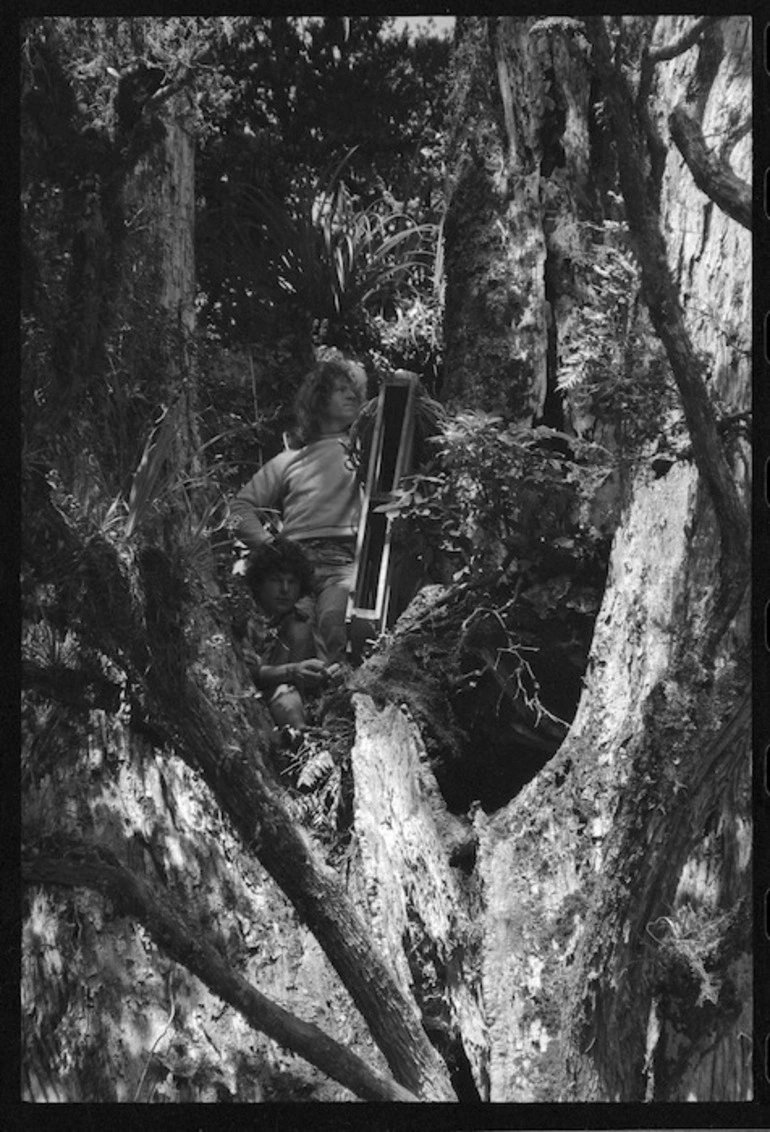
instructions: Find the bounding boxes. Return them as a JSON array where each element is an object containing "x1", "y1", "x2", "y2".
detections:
[
  {"x1": 148, "y1": 677, "x2": 455, "y2": 1100},
  {"x1": 22, "y1": 843, "x2": 419, "y2": 1103},
  {"x1": 669, "y1": 104, "x2": 751, "y2": 230},
  {"x1": 636, "y1": 17, "x2": 719, "y2": 199},
  {"x1": 29, "y1": 503, "x2": 456, "y2": 1101},
  {"x1": 647, "y1": 16, "x2": 717, "y2": 64}
]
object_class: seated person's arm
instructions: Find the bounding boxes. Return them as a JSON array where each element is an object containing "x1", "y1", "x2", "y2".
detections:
[
  {"x1": 257, "y1": 657, "x2": 327, "y2": 693},
  {"x1": 230, "y1": 460, "x2": 285, "y2": 551}
]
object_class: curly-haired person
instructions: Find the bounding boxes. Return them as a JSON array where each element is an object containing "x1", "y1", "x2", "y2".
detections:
[
  {"x1": 230, "y1": 356, "x2": 367, "y2": 663},
  {"x1": 241, "y1": 538, "x2": 331, "y2": 730}
]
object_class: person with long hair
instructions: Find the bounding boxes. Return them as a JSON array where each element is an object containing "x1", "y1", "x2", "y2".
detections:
[{"x1": 230, "y1": 356, "x2": 367, "y2": 663}]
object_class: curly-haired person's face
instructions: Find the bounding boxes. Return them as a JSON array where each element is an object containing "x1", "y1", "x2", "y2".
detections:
[
  {"x1": 320, "y1": 379, "x2": 361, "y2": 434},
  {"x1": 256, "y1": 572, "x2": 302, "y2": 618}
]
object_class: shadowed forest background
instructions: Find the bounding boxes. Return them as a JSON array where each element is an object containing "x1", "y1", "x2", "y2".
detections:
[{"x1": 20, "y1": 14, "x2": 754, "y2": 1108}]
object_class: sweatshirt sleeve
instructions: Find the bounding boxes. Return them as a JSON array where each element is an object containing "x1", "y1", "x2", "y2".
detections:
[{"x1": 229, "y1": 455, "x2": 287, "y2": 550}]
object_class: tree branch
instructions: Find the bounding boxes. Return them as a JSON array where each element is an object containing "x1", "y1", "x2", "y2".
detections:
[
  {"x1": 133, "y1": 547, "x2": 456, "y2": 1100},
  {"x1": 636, "y1": 17, "x2": 720, "y2": 200},
  {"x1": 31, "y1": 502, "x2": 456, "y2": 1100},
  {"x1": 648, "y1": 16, "x2": 717, "y2": 64},
  {"x1": 669, "y1": 103, "x2": 751, "y2": 230},
  {"x1": 149, "y1": 677, "x2": 455, "y2": 1100},
  {"x1": 585, "y1": 18, "x2": 749, "y2": 649},
  {"x1": 22, "y1": 843, "x2": 419, "y2": 1103}
]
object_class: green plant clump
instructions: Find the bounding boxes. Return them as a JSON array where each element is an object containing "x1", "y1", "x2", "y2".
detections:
[{"x1": 386, "y1": 411, "x2": 613, "y2": 589}]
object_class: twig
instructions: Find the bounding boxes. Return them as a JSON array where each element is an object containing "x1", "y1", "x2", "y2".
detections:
[{"x1": 133, "y1": 971, "x2": 177, "y2": 1102}]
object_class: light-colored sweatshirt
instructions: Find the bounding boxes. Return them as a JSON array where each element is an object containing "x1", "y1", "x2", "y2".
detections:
[{"x1": 231, "y1": 435, "x2": 361, "y2": 550}]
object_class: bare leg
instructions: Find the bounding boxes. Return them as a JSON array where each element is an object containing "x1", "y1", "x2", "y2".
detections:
[
  {"x1": 314, "y1": 579, "x2": 351, "y2": 663},
  {"x1": 269, "y1": 684, "x2": 306, "y2": 729}
]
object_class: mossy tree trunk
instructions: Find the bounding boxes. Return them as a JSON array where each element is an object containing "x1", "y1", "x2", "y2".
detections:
[
  {"x1": 436, "y1": 14, "x2": 751, "y2": 1101},
  {"x1": 22, "y1": 23, "x2": 456, "y2": 1102}
]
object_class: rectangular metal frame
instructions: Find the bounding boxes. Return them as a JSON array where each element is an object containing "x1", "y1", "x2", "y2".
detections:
[{"x1": 347, "y1": 373, "x2": 418, "y2": 658}]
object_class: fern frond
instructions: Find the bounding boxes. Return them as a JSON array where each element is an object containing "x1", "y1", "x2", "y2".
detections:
[{"x1": 297, "y1": 748, "x2": 334, "y2": 791}]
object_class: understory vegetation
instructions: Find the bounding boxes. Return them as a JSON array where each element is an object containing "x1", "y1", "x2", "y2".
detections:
[{"x1": 20, "y1": 14, "x2": 752, "y2": 1107}]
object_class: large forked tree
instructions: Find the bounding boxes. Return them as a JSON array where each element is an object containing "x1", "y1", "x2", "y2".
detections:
[
  {"x1": 21, "y1": 13, "x2": 756, "y2": 1109},
  {"x1": 434, "y1": 13, "x2": 752, "y2": 1100}
]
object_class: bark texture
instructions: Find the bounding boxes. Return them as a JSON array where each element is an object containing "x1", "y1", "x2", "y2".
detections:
[
  {"x1": 585, "y1": 16, "x2": 749, "y2": 649},
  {"x1": 443, "y1": 17, "x2": 550, "y2": 418},
  {"x1": 465, "y1": 15, "x2": 751, "y2": 1102},
  {"x1": 23, "y1": 845, "x2": 418, "y2": 1102},
  {"x1": 22, "y1": 14, "x2": 753, "y2": 1106},
  {"x1": 147, "y1": 664, "x2": 456, "y2": 1101},
  {"x1": 668, "y1": 104, "x2": 750, "y2": 231},
  {"x1": 349, "y1": 694, "x2": 489, "y2": 1100}
]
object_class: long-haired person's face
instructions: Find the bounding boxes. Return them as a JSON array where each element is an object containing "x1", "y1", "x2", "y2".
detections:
[{"x1": 321, "y1": 377, "x2": 361, "y2": 432}]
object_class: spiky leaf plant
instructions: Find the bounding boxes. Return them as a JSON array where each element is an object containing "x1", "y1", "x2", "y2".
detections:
[{"x1": 202, "y1": 151, "x2": 436, "y2": 340}]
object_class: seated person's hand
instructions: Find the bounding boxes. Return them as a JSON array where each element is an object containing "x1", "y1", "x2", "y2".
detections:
[
  {"x1": 290, "y1": 657, "x2": 328, "y2": 692},
  {"x1": 324, "y1": 662, "x2": 348, "y2": 685}
]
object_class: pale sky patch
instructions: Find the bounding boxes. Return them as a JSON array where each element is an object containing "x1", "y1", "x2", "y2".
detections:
[{"x1": 390, "y1": 16, "x2": 456, "y2": 40}]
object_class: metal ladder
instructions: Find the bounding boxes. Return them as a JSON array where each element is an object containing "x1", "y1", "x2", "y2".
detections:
[{"x1": 346, "y1": 371, "x2": 419, "y2": 661}]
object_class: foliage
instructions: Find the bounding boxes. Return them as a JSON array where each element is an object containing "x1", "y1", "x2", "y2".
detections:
[
  {"x1": 194, "y1": 17, "x2": 449, "y2": 212},
  {"x1": 385, "y1": 411, "x2": 612, "y2": 589},
  {"x1": 201, "y1": 157, "x2": 437, "y2": 353},
  {"x1": 553, "y1": 217, "x2": 680, "y2": 451},
  {"x1": 647, "y1": 903, "x2": 737, "y2": 1008},
  {"x1": 352, "y1": 411, "x2": 614, "y2": 785},
  {"x1": 193, "y1": 17, "x2": 450, "y2": 349},
  {"x1": 370, "y1": 295, "x2": 444, "y2": 394}
]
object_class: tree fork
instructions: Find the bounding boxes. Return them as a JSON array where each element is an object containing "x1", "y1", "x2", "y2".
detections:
[
  {"x1": 647, "y1": 16, "x2": 717, "y2": 65},
  {"x1": 130, "y1": 542, "x2": 456, "y2": 1101},
  {"x1": 585, "y1": 17, "x2": 749, "y2": 649},
  {"x1": 33, "y1": 504, "x2": 456, "y2": 1101},
  {"x1": 144, "y1": 677, "x2": 456, "y2": 1101},
  {"x1": 22, "y1": 844, "x2": 420, "y2": 1103}
]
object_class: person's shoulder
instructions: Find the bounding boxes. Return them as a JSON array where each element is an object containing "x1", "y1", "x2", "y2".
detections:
[
  {"x1": 259, "y1": 446, "x2": 303, "y2": 477},
  {"x1": 303, "y1": 434, "x2": 349, "y2": 457}
]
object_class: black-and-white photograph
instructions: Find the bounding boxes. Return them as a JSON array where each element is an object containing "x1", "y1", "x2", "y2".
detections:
[{"x1": 20, "y1": 13, "x2": 756, "y2": 1113}]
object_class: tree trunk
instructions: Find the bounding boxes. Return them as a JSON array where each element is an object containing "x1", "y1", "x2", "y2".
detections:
[
  {"x1": 22, "y1": 15, "x2": 753, "y2": 1105},
  {"x1": 349, "y1": 693, "x2": 489, "y2": 1100},
  {"x1": 22, "y1": 845, "x2": 418, "y2": 1102},
  {"x1": 437, "y1": 14, "x2": 751, "y2": 1102},
  {"x1": 442, "y1": 17, "x2": 551, "y2": 418},
  {"x1": 22, "y1": 26, "x2": 456, "y2": 1101}
]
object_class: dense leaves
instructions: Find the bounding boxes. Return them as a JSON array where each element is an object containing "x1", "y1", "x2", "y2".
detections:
[
  {"x1": 200, "y1": 156, "x2": 436, "y2": 353},
  {"x1": 193, "y1": 17, "x2": 449, "y2": 351},
  {"x1": 387, "y1": 412, "x2": 614, "y2": 589}
]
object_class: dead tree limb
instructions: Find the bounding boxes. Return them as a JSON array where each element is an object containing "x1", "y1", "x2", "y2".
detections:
[
  {"x1": 143, "y1": 674, "x2": 455, "y2": 1101},
  {"x1": 669, "y1": 103, "x2": 751, "y2": 230},
  {"x1": 22, "y1": 843, "x2": 419, "y2": 1103},
  {"x1": 637, "y1": 17, "x2": 719, "y2": 199},
  {"x1": 584, "y1": 17, "x2": 749, "y2": 652},
  {"x1": 28, "y1": 504, "x2": 456, "y2": 1101},
  {"x1": 648, "y1": 16, "x2": 717, "y2": 64}
]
